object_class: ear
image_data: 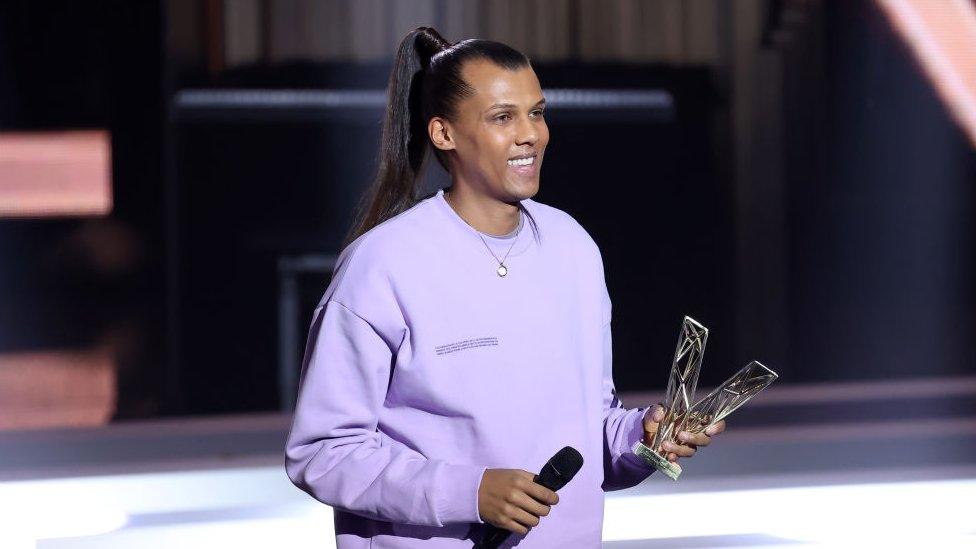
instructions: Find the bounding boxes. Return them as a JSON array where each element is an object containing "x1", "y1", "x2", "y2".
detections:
[{"x1": 428, "y1": 117, "x2": 456, "y2": 152}]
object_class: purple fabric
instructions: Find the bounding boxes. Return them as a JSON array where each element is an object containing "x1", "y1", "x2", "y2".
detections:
[{"x1": 285, "y1": 188, "x2": 654, "y2": 548}]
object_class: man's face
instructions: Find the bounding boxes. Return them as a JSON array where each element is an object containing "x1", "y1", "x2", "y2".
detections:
[{"x1": 434, "y1": 59, "x2": 549, "y2": 203}]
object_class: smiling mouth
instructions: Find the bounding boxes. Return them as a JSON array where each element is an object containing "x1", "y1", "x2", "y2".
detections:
[{"x1": 507, "y1": 155, "x2": 537, "y2": 167}]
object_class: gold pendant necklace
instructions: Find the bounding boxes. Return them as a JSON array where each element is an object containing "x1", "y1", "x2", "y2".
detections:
[
  {"x1": 446, "y1": 190, "x2": 522, "y2": 277},
  {"x1": 479, "y1": 218, "x2": 520, "y2": 277}
]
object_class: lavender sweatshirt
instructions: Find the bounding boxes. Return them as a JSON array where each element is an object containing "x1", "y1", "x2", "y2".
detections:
[{"x1": 285, "y1": 187, "x2": 654, "y2": 548}]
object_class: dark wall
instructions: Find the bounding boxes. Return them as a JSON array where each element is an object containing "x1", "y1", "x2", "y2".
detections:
[
  {"x1": 534, "y1": 64, "x2": 733, "y2": 392},
  {"x1": 6, "y1": 0, "x2": 971, "y2": 420}
]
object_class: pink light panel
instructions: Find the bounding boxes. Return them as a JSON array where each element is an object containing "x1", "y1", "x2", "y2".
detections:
[
  {"x1": 876, "y1": 0, "x2": 976, "y2": 148},
  {"x1": 0, "y1": 130, "x2": 113, "y2": 218}
]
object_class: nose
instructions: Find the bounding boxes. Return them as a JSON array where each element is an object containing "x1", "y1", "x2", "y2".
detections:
[{"x1": 516, "y1": 116, "x2": 538, "y2": 147}]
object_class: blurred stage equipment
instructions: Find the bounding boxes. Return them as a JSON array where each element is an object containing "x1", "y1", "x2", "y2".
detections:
[{"x1": 277, "y1": 254, "x2": 337, "y2": 411}]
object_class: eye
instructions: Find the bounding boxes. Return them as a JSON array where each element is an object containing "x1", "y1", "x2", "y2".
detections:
[
  {"x1": 494, "y1": 113, "x2": 512, "y2": 122},
  {"x1": 531, "y1": 109, "x2": 545, "y2": 118}
]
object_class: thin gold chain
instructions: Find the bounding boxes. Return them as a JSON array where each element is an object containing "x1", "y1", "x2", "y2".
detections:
[{"x1": 446, "y1": 190, "x2": 523, "y2": 270}]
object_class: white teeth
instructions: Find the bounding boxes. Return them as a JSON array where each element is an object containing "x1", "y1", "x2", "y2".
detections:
[{"x1": 507, "y1": 156, "x2": 535, "y2": 167}]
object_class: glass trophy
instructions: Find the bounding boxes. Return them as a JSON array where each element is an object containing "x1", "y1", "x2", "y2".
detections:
[
  {"x1": 682, "y1": 360, "x2": 779, "y2": 436},
  {"x1": 632, "y1": 317, "x2": 779, "y2": 480},
  {"x1": 632, "y1": 316, "x2": 708, "y2": 480}
]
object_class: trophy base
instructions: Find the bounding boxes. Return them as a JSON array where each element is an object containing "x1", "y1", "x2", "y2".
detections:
[{"x1": 632, "y1": 441, "x2": 682, "y2": 481}]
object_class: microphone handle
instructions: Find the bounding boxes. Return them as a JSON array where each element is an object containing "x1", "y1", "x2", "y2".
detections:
[{"x1": 476, "y1": 473, "x2": 546, "y2": 549}]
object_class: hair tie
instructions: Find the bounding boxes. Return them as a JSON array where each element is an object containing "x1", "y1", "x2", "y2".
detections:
[{"x1": 416, "y1": 27, "x2": 451, "y2": 69}]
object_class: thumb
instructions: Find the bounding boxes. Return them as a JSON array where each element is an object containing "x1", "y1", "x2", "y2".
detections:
[
  {"x1": 651, "y1": 404, "x2": 666, "y2": 422},
  {"x1": 642, "y1": 405, "x2": 664, "y2": 443}
]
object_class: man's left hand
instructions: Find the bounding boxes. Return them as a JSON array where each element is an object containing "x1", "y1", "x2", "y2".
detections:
[{"x1": 641, "y1": 404, "x2": 727, "y2": 463}]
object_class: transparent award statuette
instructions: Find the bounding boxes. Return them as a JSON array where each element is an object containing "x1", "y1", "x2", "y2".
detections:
[
  {"x1": 632, "y1": 318, "x2": 779, "y2": 480},
  {"x1": 632, "y1": 316, "x2": 708, "y2": 481},
  {"x1": 682, "y1": 361, "x2": 779, "y2": 438}
]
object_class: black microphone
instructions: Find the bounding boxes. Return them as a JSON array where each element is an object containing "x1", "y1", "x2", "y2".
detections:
[{"x1": 477, "y1": 446, "x2": 584, "y2": 549}]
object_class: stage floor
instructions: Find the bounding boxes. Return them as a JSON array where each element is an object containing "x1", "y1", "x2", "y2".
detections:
[{"x1": 2, "y1": 376, "x2": 974, "y2": 548}]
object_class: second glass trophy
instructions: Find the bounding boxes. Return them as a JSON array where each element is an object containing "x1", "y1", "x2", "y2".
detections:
[{"x1": 632, "y1": 316, "x2": 778, "y2": 480}]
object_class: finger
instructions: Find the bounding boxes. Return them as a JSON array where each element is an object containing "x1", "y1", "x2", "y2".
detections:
[
  {"x1": 663, "y1": 441, "x2": 696, "y2": 458},
  {"x1": 510, "y1": 505, "x2": 541, "y2": 529},
  {"x1": 642, "y1": 418, "x2": 658, "y2": 441},
  {"x1": 523, "y1": 482, "x2": 558, "y2": 506},
  {"x1": 679, "y1": 431, "x2": 711, "y2": 447},
  {"x1": 642, "y1": 414, "x2": 659, "y2": 445},
  {"x1": 642, "y1": 407, "x2": 662, "y2": 427},
  {"x1": 516, "y1": 469, "x2": 537, "y2": 482},
  {"x1": 642, "y1": 428, "x2": 657, "y2": 447},
  {"x1": 504, "y1": 518, "x2": 529, "y2": 536},
  {"x1": 667, "y1": 452, "x2": 678, "y2": 462},
  {"x1": 513, "y1": 490, "x2": 551, "y2": 518},
  {"x1": 705, "y1": 420, "x2": 726, "y2": 436}
]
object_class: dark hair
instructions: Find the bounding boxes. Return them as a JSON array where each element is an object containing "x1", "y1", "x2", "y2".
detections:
[{"x1": 341, "y1": 26, "x2": 539, "y2": 250}]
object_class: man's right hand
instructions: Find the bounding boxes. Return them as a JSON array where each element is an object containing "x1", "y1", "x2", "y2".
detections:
[{"x1": 477, "y1": 468, "x2": 559, "y2": 535}]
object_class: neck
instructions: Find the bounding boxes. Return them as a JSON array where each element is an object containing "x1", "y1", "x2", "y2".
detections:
[{"x1": 444, "y1": 185, "x2": 522, "y2": 237}]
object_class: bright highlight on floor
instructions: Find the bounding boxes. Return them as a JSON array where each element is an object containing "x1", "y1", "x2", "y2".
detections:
[
  {"x1": 1, "y1": 465, "x2": 973, "y2": 548},
  {"x1": 603, "y1": 478, "x2": 976, "y2": 546}
]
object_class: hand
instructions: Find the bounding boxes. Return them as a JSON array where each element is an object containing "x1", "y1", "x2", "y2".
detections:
[
  {"x1": 641, "y1": 404, "x2": 727, "y2": 464},
  {"x1": 477, "y1": 468, "x2": 559, "y2": 536}
]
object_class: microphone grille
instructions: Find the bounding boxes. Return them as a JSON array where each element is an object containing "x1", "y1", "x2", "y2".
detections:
[{"x1": 552, "y1": 446, "x2": 584, "y2": 478}]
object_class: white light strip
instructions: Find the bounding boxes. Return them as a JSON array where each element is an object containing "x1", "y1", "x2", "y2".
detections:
[
  {"x1": 603, "y1": 478, "x2": 976, "y2": 545},
  {"x1": 0, "y1": 466, "x2": 297, "y2": 547},
  {"x1": 174, "y1": 88, "x2": 673, "y2": 111},
  {"x1": 2, "y1": 466, "x2": 973, "y2": 547}
]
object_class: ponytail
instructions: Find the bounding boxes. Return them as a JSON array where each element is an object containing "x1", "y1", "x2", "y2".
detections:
[
  {"x1": 341, "y1": 27, "x2": 532, "y2": 250},
  {"x1": 341, "y1": 27, "x2": 449, "y2": 250}
]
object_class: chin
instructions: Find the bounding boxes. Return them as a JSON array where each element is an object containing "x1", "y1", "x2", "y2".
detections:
[{"x1": 506, "y1": 180, "x2": 540, "y2": 200}]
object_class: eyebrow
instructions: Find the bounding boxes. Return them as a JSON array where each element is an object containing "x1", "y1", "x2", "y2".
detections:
[{"x1": 485, "y1": 98, "x2": 546, "y2": 112}]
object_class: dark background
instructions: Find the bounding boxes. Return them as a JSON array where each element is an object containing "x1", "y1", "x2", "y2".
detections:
[{"x1": 1, "y1": 0, "x2": 973, "y2": 419}]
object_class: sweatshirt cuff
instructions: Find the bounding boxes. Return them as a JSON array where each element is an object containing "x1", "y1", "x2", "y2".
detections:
[
  {"x1": 435, "y1": 463, "x2": 488, "y2": 525},
  {"x1": 619, "y1": 407, "x2": 656, "y2": 471}
]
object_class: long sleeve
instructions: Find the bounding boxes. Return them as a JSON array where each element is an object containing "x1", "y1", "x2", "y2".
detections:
[{"x1": 284, "y1": 299, "x2": 488, "y2": 527}]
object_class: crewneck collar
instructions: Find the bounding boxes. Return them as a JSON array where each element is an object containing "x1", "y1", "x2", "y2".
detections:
[{"x1": 433, "y1": 188, "x2": 534, "y2": 257}]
